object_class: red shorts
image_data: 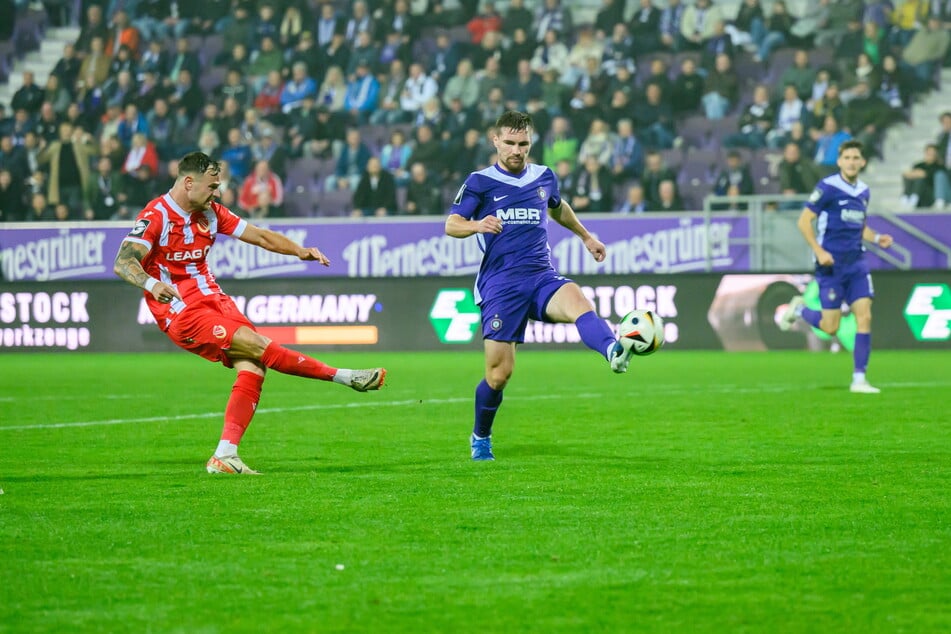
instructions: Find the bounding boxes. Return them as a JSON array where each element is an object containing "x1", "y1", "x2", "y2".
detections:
[{"x1": 165, "y1": 295, "x2": 256, "y2": 367}]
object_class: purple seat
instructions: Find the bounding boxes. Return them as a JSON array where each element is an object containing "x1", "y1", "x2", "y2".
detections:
[
  {"x1": 750, "y1": 149, "x2": 783, "y2": 190},
  {"x1": 283, "y1": 189, "x2": 318, "y2": 217},
  {"x1": 198, "y1": 65, "x2": 227, "y2": 94},
  {"x1": 316, "y1": 187, "x2": 352, "y2": 217},
  {"x1": 710, "y1": 114, "x2": 741, "y2": 144},
  {"x1": 679, "y1": 181, "x2": 713, "y2": 210},
  {"x1": 201, "y1": 34, "x2": 225, "y2": 69},
  {"x1": 659, "y1": 147, "x2": 683, "y2": 172},
  {"x1": 678, "y1": 115, "x2": 716, "y2": 150},
  {"x1": 732, "y1": 52, "x2": 765, "y2": 87},
  {"x1": 678, "y1": 149, "x2": 719, "y2": 186}
]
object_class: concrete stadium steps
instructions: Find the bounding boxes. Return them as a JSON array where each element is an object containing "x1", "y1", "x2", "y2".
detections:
[
  {"x1": 0, "y1": 26, "x2": 78, "y2": 106},
  {"x1": 865, "y1": 67, "x2": 951, "y2": 213}
]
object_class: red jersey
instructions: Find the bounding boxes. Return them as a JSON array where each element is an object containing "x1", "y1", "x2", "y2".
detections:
[{"x1": 123, "y1": 193, "x2": 247, "y2": 330}]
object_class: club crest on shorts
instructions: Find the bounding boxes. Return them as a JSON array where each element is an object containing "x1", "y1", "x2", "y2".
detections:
[
  {"x1": 537, "y1": 187, "x2": 546, "y2": 200},
  {"x1": 212, "y1": 325, "x2": 227, "y2": 339},
  {"x1": 490, "y1": 316, "x2": 503, "y2": 331},
  {"x1": 827, "y1": 289, "x2": 837, "y2": 301}
]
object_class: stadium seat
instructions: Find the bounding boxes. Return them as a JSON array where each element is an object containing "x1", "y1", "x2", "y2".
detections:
[
  {"x1": 202, "y1": 34, "x2": 225, "y2": 68},
  {"x1": 283, "y1": 189, "x2": 317, "y2": 217},
  {"x1": 316, "y1": 187, "x2": 352, "y2": 217},
  {"x1": 678, "y1": 115, "x2": 717, "y2": 151},
  {"x1": 678, "y1": 149, "x2": 719, "y2": 186},
  {"x1": 198, "y1": 65, "x2": 228, "y2": 94}
]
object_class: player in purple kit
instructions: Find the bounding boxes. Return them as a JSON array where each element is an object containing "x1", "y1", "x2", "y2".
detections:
[
  {"x1": 780, "y1": 140, "x2": 893, "y2": 393},
  {"x1": 445, "y1": 111, "x2": 633, "y2": 461}
]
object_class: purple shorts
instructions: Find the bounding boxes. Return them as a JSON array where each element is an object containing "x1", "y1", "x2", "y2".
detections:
[
  {"x1": 815, "y1": 259, "x2": 874, "y2": 309},
  {"x1": 478, "y1": 269, "x2": 572, "y2": 342}
]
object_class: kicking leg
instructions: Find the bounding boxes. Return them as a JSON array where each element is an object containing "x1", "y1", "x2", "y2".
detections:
[
  {"x1": 229, "y1": 327, "x2": 385, "y2": 391},
  {"x1": 545, "y1": 283, "x2": 617, "y2": 361}
]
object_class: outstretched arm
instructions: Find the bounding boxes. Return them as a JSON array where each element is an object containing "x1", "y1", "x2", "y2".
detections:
[
  {"x1": 238, "y1": 224, "x2": 330, "y2": 265},
  {"x1": 114, "y1": 240, "x2": 181, "y2": 303},
  {"x1": 549, "y1": 200, "x2": 606, "y2": 263}
]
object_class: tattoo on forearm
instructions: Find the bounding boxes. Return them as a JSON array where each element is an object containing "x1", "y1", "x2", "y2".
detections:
[{"x1": 114, "y1": 242, "x2": 150, "y2": 288}]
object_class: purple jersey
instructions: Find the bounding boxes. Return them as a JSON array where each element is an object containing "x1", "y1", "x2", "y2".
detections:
[
  {"x1": 805, "y1": 173, "x2": 871, "y2": 264},
  {"x1": 450, "y1": 163, "x2": 562, "y2": 302}
]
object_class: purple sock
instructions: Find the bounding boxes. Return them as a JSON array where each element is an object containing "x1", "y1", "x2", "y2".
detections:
[
  {"x1": 473, "y1": 379, "x2": 503, "y2": 438},
  {"x1": 576, "y1": 310, "x2": 617, "y2": 361},
  {"x1": 854, "y1": 333, "x2": 871, "y2": 373},
  {"x1": 800, "y1": 306, "x2": 822, "y2": 328}
]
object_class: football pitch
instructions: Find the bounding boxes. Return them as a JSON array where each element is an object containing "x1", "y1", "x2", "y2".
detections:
[{"x1": 1, "y1": 350, "x2": 949, "y2": 633}]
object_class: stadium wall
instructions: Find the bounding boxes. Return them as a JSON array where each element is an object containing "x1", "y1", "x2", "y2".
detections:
[{"x1": 1, "y1": 272, "x2": 949, "y2": 353}]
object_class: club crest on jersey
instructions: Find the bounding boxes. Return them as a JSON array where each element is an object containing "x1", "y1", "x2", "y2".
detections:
[
  {"x1": 212, "y1": 325, "x2": 227, "y2": 339},
  {"x1": 194, "y1": 214, "x2": 211, "y2": 233},
  {"x1": 537, "y1": 187, "x2": 547, "y2": 200},
  {"x1": 490, "y1": 316, "x2": 503, "y2": 331},
  {"x1": 129, "y1": 219, "x2": 150, "y2": 236}
]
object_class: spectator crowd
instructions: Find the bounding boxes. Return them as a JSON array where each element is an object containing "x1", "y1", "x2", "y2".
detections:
[{"x1": 1, "y1": 0, "x2": 950, "y2": 222}]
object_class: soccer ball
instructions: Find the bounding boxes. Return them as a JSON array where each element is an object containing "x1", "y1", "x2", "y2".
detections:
[{"x1": 617, "y1": 309, "x2": 665, "y2": 356}]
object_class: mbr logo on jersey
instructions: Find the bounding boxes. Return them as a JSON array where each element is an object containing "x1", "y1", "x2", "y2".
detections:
[{"x1": 496, "y1": 208, "x2": 541, "y2": 224}]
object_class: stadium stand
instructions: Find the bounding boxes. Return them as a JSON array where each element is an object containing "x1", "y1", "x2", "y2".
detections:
[{"x1": 1, "y1": 0, "x2": 950, "y2": 221}]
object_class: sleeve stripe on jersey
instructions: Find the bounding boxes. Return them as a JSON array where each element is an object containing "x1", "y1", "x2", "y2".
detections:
[{"x1": 123, "y1": 236, "x2": 152, "y2": 249}]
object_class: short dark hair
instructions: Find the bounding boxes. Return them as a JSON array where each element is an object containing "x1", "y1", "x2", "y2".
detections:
[
  {"x1": 838, "y1": 140, "x2": 864, "y2": 158},
  {"x1": 178, "y1": 151, "x2": 220, "y2": 177},
  {"x1": 495, "y1": 110, "x2": 533, "y2": 133}
]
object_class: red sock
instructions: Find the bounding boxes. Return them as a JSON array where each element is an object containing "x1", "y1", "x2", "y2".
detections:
[
  {"x1": 221, "y1": 371, "x2": 265, "y2": 444},
  {"x1": 261, "y1": 341, "x2": 338, "y2": 381}
]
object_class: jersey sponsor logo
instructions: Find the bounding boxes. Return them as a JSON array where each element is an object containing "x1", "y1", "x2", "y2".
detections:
[
  {"x1": 212, "y1": 324, "x2": 227, "y2": 339},
  {"x1": 129, "y1": 219, "x2": 151, "y2": 237},
  {"x1": 841, "y1": 209, "x2": 865, "y2": 224},
  {"x1": 496, "y1": 207, "x2": 541, "y2": 223},
  {"x1": 168, "y1": 246, "x2": 212, "y2": 261},
  {"x1": 453, "y1": 184, "x2": 466, "y2": 205}
]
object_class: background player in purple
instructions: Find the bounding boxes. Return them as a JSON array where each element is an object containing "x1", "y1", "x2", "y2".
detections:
[
  {"x1": 445, "y1": 111, "x2": 634, "y2": 461},
  {"x1": 780, "y1": 140, "x2": 893, "y2": 393}
]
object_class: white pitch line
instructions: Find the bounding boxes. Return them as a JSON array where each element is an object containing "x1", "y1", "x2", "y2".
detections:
[
  {"x1": 0, "y1": 381, "x2": 947, "y2": 432},
  {"x1": 0, "y1": 394, "x2": 568, "y2": 432}
]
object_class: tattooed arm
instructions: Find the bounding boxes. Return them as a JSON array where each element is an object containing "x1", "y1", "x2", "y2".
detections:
[{"x1": 114, "y1": 240, "x2": 181, "y2": 303}]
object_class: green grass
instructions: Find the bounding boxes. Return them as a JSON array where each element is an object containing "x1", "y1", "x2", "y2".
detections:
[{"x1": 1, "y1": 350, "x2": 950, "y2": 633}]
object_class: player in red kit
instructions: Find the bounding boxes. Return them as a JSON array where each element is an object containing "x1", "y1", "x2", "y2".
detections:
[{"x1": 114, "y1": 152, "x2": 386, "y2": 475}]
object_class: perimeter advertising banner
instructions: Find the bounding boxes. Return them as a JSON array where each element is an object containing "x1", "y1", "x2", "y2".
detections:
[
  {"x1": 2, "y1": 273, "x2": 948, "y2": 353},
  {"x1": 3, "y1": 215, "x2": 742, "y2": 281},
  {"x1": 1, "y1": 213, "x2": 948, "y2": 283}
]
